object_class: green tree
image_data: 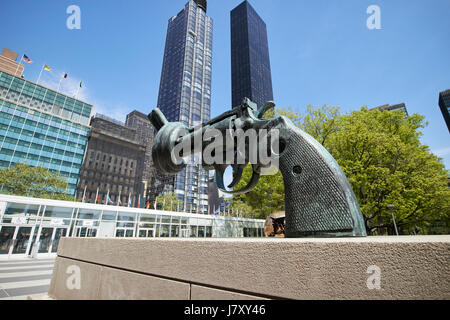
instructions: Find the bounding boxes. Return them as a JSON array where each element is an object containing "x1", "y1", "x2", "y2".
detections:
[
  {"x1": 0, "y1": 163, "x2": 73, "y2": 200},
  {"x1": 155, "y1": 192, "x2": 183, "y2": 211},
  {"x1": 301, "y1": 104, "x2": 342, "y2": 145},
  {"x1": 327, "y1": 108, "x2": 450, "y2": 235},
  {"x1": 227, "y1": 198, "x2": 254, "y2": 217}
]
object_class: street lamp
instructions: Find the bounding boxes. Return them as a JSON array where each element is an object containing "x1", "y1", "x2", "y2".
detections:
[{"x1": 387, "y1": 204, "x2": 399, "y2": 236}]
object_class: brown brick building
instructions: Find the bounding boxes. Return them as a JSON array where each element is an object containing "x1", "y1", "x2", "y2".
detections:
[
  {"x1": 0, "y1": 48, "x2": 24, "y2": 77},
  {"x1": 76, "y1": 114, "x2": 146, "y2": 206}
]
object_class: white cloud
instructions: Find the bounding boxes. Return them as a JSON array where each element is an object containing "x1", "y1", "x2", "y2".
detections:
[
  {"x1": 433, "y1": 146, "x2": 450, "y2": 157},
  {"x1": 37, "y1": 68, "x2": 130, "y2": 122},
  {"x1": 39, "y1": 68, "x2": 88, "y2": 103}
]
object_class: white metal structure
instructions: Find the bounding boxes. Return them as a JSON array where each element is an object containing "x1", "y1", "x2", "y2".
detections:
[{"x1": 0, "y1": 195, "x2": 265, "y2": 259}]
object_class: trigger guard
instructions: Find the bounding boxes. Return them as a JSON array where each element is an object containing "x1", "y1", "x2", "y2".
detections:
[{"x1": 216, "y1": 165, "x2": 260, "y2": 195}]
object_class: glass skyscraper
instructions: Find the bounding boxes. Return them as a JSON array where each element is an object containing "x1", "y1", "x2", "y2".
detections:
[
  {"x1": 439, "y1": 89, "x2": 450, "y2": 132},
  {"x1": 154, "y1": 0, "x2": 213, "y2": 213},
  {"x1": 231, "y1": 0, "x2": 273, "y2": 109},
  {"x1": 0, "y1": 71, "x2": 92, "y2": 195}
]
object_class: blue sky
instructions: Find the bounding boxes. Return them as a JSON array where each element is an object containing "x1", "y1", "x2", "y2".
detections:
[{"x1": 1, "y1": 0, "x2": 449, "y2": 169}]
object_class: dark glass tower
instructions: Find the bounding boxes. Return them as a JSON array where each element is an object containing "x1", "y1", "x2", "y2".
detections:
[
  {"x1": 153, "y1": 0, "x2": 213, "y2": 213},
  {"x1": 439, "y1": 89, "x2": 450, "y2": 132},
  {"x1": 231, "y1": 0, "x2": 273, "y2": 108}
]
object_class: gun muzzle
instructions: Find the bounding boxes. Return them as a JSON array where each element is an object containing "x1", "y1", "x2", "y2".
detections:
[{"x1": 148, "y1": 109, "x2": 190, "y2": 174}]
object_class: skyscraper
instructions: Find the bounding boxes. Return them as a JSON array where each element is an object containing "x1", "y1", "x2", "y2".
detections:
[
  {"x1": 153, "y1": 0, "x2": 213, "y2": 213},
  {"x1": 231, "y1": 0, "x2": 273, "y2": 108},
  {"x1": 438, "y1": 89, "x2": 450, "y2": 132}
]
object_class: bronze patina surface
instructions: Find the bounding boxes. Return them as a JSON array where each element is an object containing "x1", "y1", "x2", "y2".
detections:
[{"x1": 149, "y1": 98, "x2": 366, "y2": 237}]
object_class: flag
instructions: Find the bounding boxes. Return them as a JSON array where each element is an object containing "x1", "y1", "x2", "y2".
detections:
[
  {"x1": 22, "y1": 55, "x2": 33, "y2": 64},
  {"x1": 146, "y1": 201, "x2": 150, "y2": 209},
  {"x1": 105, "y1": 190, "x2": 113, "y2": 205},
  {"x1": 95, "y1": 188, "x2": 99, "y2": 204},
  {"x1": 44, "y1": 65, "x2": 51, "y2": 71},
  {"x1": 96, "y1": 194, "x2": 99, "y2": 204},
  {"x1": 82, "y1": 186, "x2": 87, "y2": 203},
  {"x1": 137, "y1": 194, "x2": 141, "y2": 208},
  {"x1": 128, "y1": 193, "x2": 132, "y2": 207},
  {"x1": 162, "y1": 199, "x2": 165, "y2": 210},
  {"x1": 63, "y1": 73, "x2": 67, "y2": 78},
  {"x1": 79, "y1": 81, "x2": 82, "y2": 87}
]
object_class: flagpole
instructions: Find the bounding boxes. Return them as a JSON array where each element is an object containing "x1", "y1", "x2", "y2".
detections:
[
  {"x1": 36, "y1": 64, "x2": 45, "y2": 85},
  {"x1": 57, "y1": 73, "x2": 65, "y2": 92},
  {"x1": 14, "y1": 54, "x2": 24, "y2": 77},
  {"x1": 57, "y1": 77, "x2": 63, "y2": 92},
  {"x1": 117, "y1": 190, "x2": 121, "y2": 207},
  {"x1": 74, "y1": 81, "x2": 81, "y2": 98}
]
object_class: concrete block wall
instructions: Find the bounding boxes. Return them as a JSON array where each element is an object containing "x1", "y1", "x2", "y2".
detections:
[{"x1": 49, "y1": 236, "x2": 450, "y2": 300}]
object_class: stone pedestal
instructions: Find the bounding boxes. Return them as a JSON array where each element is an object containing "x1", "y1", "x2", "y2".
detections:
[{"x1": 47, "y1": 236, "x2": 449, "y2": 300}]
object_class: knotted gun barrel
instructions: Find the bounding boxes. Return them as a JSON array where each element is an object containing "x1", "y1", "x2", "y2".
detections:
[{"x1": 148, "y1": 98, "x2": 366, "y2": 237}]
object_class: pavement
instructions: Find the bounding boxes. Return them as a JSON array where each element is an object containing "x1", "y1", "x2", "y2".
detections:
[{"x1": 0, "y1": 258, "x2": 55, "y2": 300}]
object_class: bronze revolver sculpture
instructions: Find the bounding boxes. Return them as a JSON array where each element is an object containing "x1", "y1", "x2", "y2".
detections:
[{"x1": 148, "y1": 98, "x2": 366, "y2": 238}]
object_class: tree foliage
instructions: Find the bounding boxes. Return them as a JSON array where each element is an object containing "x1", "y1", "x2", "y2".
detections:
[
  {"x1": 226, "y1": 198, "x2": 258, "y2": 218},
  {"x1": 232, "y1": 104, "x2": 450, "y2": 234},
  {"x1": 327, "y1": 108, "x2": 449, "y2": 235},
  {"x1": 0, "y1": 163, "x2": 73, "y2": 200},
  {"x1": 155, "y1": 192, "x2": 183, "y2": 211}
]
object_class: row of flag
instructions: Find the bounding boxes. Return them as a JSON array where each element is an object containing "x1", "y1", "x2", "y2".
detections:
[
  {"x1": 78, "y1": 186, "x2": 245, "y2": 217},
  {"x1": 18, "y1": 53, "x2": 83, "y2": 98}
]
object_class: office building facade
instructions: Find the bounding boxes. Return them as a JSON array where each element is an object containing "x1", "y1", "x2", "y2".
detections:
[
  {"x1": 125, "y1": 110, "x2": 155, "y2": 198},
  {"x1": 0, "y1": 48, "x2": 24, "y2": 78},
  {"x1": 231, "y1": 0, "x2": 273, "y2": 108},
  {"x1": 0, "y1": 69, "x2": 92, "y2": 195},
  {"x1": 438, "y1": 89, "x2": 450, "y2": 132},
  {"x1": 154, "y1": 0, "x2": 213, "y2": 213},
  {"x1": 76, "y1": 114, "x2": 146, "y2": 206},
  {"x1": 371, "y1": 103, "x2": 409, "y2": 117}
]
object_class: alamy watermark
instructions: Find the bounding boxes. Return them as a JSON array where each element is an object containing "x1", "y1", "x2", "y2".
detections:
[
  {"x1": 366, "y1": 5, "x2": 381, "y2": 30},
  {"x1": 366, "y1": 265, "x2": 381, "y2": 290},
  {"x1": 66, "y1": 5, "x2": 81, "y2": 30},
  {"x1": 66, "y1": 265, "x2": 81, "y2": 290},
  {"x1": 170, "y1": 127, "x2": 281, "y2": 174}
]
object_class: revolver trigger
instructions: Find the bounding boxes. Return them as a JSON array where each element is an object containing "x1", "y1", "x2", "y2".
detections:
[{"x1": 216, "y1": 164, "x2": 260, "y2": 195}]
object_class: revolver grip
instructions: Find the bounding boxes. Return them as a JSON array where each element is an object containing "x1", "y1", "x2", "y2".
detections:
[{"x1": 278, "y1": 123, "x2": 366, "y2": 237}]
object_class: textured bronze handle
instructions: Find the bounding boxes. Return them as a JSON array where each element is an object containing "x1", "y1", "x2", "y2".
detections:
[{"x1": 278, "y1": 124, "x2": 366, "y2": 237}]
